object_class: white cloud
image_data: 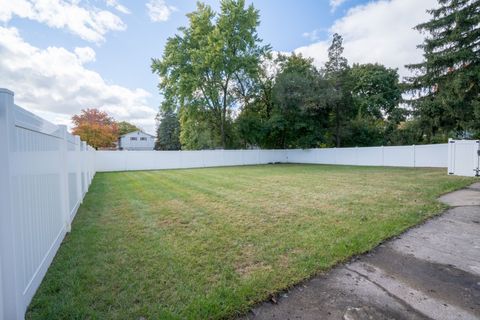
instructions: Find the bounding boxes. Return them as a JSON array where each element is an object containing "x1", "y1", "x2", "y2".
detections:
[
  {"x1": 330, "y1": 0, "x2": 347, "y2": 12},
  {"x1": 302, "y1": 29, "x2": 325, "y2": 42},
  {"x1": 106, "y1": 0, "x2": 131, "y2": 15},
  {"x1": 146, "y1": 0, "x2": 177, "y2": 22},
  {"x1": 74, "y1": 47, "x2": 96, "y2": 63},
  {"x1": 296, "y1": 0, "x2": 438, "y2": 79},
  {"x1": 0, "y1": 0, "x2": 126, "y2": 43},
  {"x1": 0, "y1": 27, "x2": 157, "y2": 133}
]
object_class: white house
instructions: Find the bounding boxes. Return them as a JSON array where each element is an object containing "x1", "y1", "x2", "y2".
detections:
[{"x1": 118, "y1": 130, "x2": 155, "y2": 150}]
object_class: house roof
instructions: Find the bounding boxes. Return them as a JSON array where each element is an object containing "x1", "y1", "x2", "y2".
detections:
[{"x1": 120, "y1": 130, "x2": 155, "y2": 138}]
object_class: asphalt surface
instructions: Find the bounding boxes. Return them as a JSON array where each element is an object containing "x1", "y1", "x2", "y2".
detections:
[{"x1": 243, "y1": 182, "x2": 480, "y2": 320}]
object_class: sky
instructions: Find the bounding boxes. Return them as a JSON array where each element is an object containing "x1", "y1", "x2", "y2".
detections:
[{"x1": 0, "y1": 0, "x2": 438, "y2": 134}]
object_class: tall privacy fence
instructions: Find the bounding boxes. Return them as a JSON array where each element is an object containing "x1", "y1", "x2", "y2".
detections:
[
  {"x1": 95, "y1": 143, "x2": 448, "y2": 172},
  {"x1": 1, "y1": 88, "x2": 477, "y2": 320},
  {"x1": 0, "y1": 89, "x2": 95, "y2": 320}
]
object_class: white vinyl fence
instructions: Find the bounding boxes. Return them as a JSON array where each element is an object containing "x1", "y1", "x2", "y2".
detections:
[
  {"x1": 95, "y1": 149, "x2": 287, "y2": 172},
  {"x1": 0, "y1": 89, "x2": 95, "y2": 320},
  {"x1": 95, "y1": 144, "x2": 448, "y2": 172},
  {"x1": 284, "y1": 144, "x2": 448, "y2": 168}
]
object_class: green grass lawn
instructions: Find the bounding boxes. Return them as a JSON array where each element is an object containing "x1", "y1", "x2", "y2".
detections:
[{"x1": 27, "y1": 164, "x2": 475, "y2": 319}]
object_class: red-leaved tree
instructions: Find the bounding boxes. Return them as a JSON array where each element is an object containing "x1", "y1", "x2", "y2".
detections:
[{"x1": 72, "y1": 109, "x2": 118, "y2": 149}]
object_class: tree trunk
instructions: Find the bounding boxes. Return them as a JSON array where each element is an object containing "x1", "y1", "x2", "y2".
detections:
[
  {"x1": 221, "y1": 79, "x2": 229, "y2": 149},
  {"x1": 220, "y1": 113, "x2": 226, "y2": 149}
]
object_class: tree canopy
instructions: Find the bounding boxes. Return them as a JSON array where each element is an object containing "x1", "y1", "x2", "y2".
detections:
[
  {"x1": 72, "y1": 109, "x2": 118, "y2": 149},
  {"x1": 155, "y1": 109, "x2": 181, "y2": 150},
  {"x1": 406, "y1": 0, "x2": 480, "y2": 140},
  {"x1": 151, "y1": 0, "x2": 270, "y2": 149},
  {"x1": 151, "y1": 0, "x2": 478, "y2": 150}
]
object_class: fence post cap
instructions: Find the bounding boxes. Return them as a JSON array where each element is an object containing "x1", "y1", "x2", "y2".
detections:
[{"x1": 0, "y1": 88, "x2": 14, "y2": 96}]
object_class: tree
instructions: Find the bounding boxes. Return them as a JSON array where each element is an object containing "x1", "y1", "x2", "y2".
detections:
[
  {"x1": 118, "y1": 121, "x2": 139, "y2": 136},
  {"x1": 234, "y1": 54, "x2": 278, "y2": 148},
  {"x1": 72, "y1": 109, "x2": 118, "y2": 149},
  {"x1": 179, "y1": 104, "x2": 220, "y2": 150},
  {"x1": 346, "y1": 63, "x2": 404, "y2": 146},
  {"x1": 270, "y1": 53, "x2": 327, "y2": 148},
  {"x1": 406, "y1": 0, "x2": 480, "y2": 139},
  {"x1": 349, "y1": 63, "x2": 402, "y2": 120},
  {"x1": 341, "y1": 117, "x2": 385, "y2": 147},
  {"x1": 155, "y1": 109, "x2": 181, "y2": 150},
  {"x1": 151, "y1": 0, "x2": 270, "y2": 149},
  {"x1": 323, "y1": 33, "x2": 353, "y2": 147}
]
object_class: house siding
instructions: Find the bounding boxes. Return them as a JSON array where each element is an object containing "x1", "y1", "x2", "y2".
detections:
[{"x1": 119, "y1": 131, "x2": 155, "y2": 150}]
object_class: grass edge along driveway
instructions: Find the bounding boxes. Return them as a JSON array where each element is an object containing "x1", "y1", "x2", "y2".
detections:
[{"x1": 27, "y1": 164, "x2": 475, "y2": 319}]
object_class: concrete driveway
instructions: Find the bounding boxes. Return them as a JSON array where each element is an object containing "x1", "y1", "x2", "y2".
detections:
[{"x1": 244, "y1": 183, "x2": 480, "y2": 320}]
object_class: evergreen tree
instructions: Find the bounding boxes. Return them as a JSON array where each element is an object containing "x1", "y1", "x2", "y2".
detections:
[
  {"x1": 323, "y1": 33, "x2": 353, "y2": 147},
  {"x1": 406, "y1": 0, "x2": 480, "y2": 139},
  {"x1": 155, "y1": 109, "x2": 181, "y2": 150}
]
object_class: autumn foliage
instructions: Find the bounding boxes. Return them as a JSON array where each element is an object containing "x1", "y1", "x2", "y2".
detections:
[{"x1": 72, "y1": 109, "x2": 118, "y2": 149}]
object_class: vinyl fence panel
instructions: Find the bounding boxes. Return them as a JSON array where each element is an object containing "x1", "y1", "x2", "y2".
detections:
[
  {"x1": 95, "y1": 149, "x2": 288, "y2": 172},
  {"x1": 357, "y1": 146, "x2": 383, "y2": 166},
  {"x1": 415, "y1": 144, "x2": 448, "y2": 167},
  {"x1": 0, "y1": 89, "x2": 95, "y2": 320}
]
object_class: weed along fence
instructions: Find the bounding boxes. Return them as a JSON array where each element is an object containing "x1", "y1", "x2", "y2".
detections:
[
  {"x1": 0, "y1": 89, "x2": 95, "y2": 320},
  {"x1": 0, "y1": 88, "x2": 476, "y2": 320}
]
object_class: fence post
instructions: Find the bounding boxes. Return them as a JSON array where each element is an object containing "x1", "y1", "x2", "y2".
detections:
[
  {"x1": 413, "y1": 144, "x2": 416, "y2": 168},
  {"x1": 0, "y1": 89, "x2": 23, "y2": 319},
  {"x1": 81, "y1": 141, "x2": 87, "y2": 196},
  {"x1": 75, "y1": 136, "x2": 83, "y2": 205},
  {"x1": 381, "y1": 146, "x2": 385, "y2": 166},
  {"x1": 59, "y1": 125, "x2": 71, "y2": 232}
]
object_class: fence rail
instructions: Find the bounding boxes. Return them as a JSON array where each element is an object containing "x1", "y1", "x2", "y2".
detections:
[{"x1": 0, "y1": 89, "x2": 95, "y2": 320}]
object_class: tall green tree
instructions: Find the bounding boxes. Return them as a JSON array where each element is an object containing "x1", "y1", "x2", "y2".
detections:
[
  {"x1": 323, "y1": 33, "x2": 353, "y2": 147},
  {"x1": 349, "y1": 63, "x2": 402, "y2": 120},
  {"x1": 235, "y1": 55, "x2": 277, "y2": 148},
  {"x1": 346, "y1": 63, "x2": 404, "y2": 146},
  {"x1": 155, "y1": 109, "x2": 181, "y2": 150},
  {"x1": 270, "y1": 53, "x2": 327, "y2": 148},
  {"x1": 179, "y1": 104, "x2": 220, "y2": 150},
  {"x1": 151, "y1": 0, "x2": 270, "y2": 149},
  {"x1": 236, "y1": 53, "x2": 329, "y2": 149},
  {"x1": 406, "y1": 0, "x2": 480, "y2": 139}
]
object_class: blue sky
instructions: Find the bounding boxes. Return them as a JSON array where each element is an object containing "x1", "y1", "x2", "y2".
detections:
[{"x1": 0, "y1": 0, "x2": 437, "y2": 134}]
